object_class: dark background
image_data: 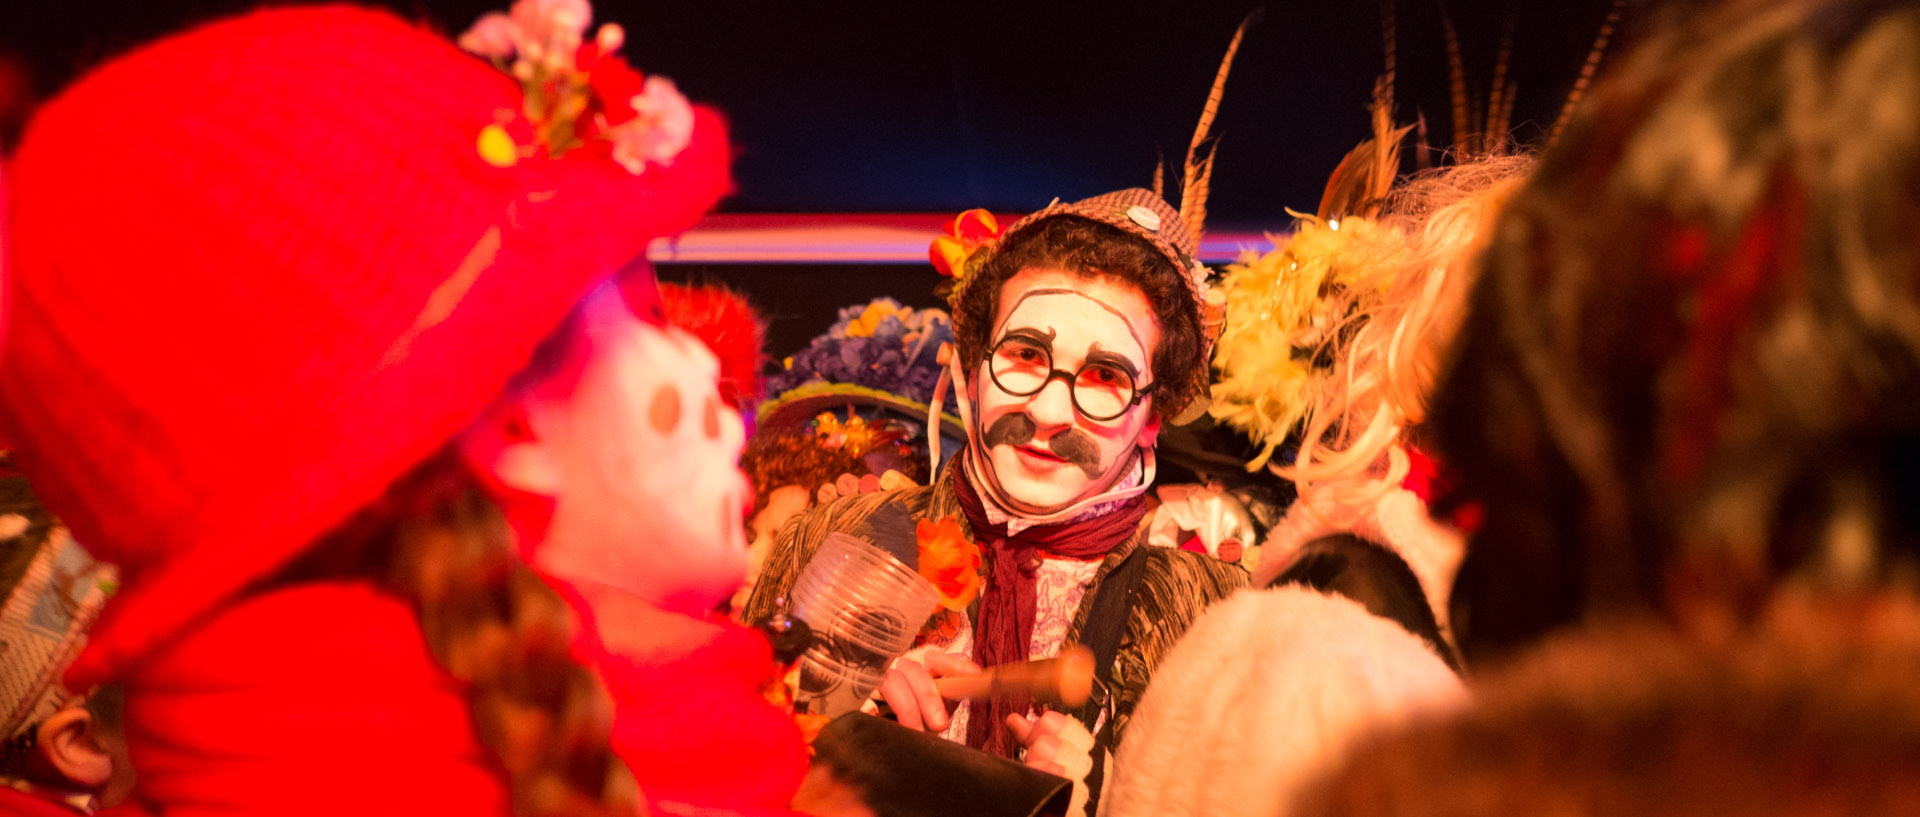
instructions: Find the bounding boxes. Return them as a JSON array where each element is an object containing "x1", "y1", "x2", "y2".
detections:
[
  {"x1": 1, "y1": 0, "x2": 1637, "y2": 356},
  {"x1": 2, "y1": 0, "x2": 1631, "y2": 227}
]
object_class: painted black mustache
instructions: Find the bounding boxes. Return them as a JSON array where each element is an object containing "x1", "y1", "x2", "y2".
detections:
[{"x1": 983, "y1": 413, "x2": 1103, "y2": 478}]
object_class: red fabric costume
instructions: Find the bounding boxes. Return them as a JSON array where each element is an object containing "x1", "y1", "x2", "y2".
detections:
[
  {"x1": 0, "y1": 787, "x2": 93, "y2": 817},
  {"x1": 566, "y1": 583, "x2": 808, "y2": 816},
  {"x1": 121, "y1": 583, "x2": 509, "y2": 816}
]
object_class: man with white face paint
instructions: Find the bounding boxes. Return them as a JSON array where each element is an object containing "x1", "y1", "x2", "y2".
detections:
[
  {"x1": 745, "y1": 189, "x2": 1246, "y2": 811},
  {"x1": 975, "y1": 278, "x2": 1161, "y2": 514}
]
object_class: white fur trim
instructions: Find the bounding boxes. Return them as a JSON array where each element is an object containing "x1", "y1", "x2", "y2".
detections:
[
  {"x1": 1054, "y1": 717, "x2": 1096, "y2": 817},
  {"x1": 1252, "y1": 483, "x2": 1465, "y2": 637},
  {"x1": 1101, "y1": 587, "x2": 1466, "y2": 817}
]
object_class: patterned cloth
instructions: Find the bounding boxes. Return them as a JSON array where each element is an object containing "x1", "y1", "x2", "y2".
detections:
[
  {"x1": 742, "y1": 457, "x2": 1247, "y2": 750},
  {"x1": 0, "y1": 476, "x2": 115, "y2": 743},
  {"x1": 938, "y1": 557, "x2": 1103, "y2": 743},
  {"x1": 952, "y1": 465, "x2": 1150, "y2": 755},
  {"x1": 1030, "y1": 559, "x2": 1102, "y2": 659}
]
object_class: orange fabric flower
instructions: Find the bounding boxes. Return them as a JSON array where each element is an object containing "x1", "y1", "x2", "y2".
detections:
[
  {"x1": 928, "y1": 209, "x2": 1002, "y2": 279},
  {"x1": 916, "y1": 516, "x2": 983, "y2": 611}
]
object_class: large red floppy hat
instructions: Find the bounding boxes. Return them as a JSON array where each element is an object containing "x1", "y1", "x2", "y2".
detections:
[{"x1": 0, "y1": 4, "x2": 731, "y2": 688}]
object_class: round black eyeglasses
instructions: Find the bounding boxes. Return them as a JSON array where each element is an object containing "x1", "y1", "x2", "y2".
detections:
[{"x1": 986, "y1": 335, "x2": 1154, "y2": 422}]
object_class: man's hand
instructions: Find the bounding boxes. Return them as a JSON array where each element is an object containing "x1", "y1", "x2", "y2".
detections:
[
  {"x1": 1006, "y1": 710, "x2": 1093, "y2": 777},
  {"x1": 877, "y1": 651, "x2": 981, "y2": 732},
  {"x1": 1009, "y1": 711, "x2": 1096, "y2": 816}
]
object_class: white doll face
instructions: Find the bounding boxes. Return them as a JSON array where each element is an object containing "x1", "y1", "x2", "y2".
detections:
[
  {"x1": 527, "y1": 281, "x2": 751, "y2": 616},
  {"x1": 972, "y1": 268, "x2": 1161, "y2": 514}
]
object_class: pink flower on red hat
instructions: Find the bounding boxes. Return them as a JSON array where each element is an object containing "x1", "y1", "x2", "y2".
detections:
[
  {"x1": 460, "y1": 0, "x2": 691, "y2": 175},
  {"x1": 517, "y1": 0, "x2": 590, "y2": 29},
  {"x1": 606, "y1": 76, "x2": 693, "y2": 174},
  {"x1": 510, "y1": 0, "x2": 590, "y2": 66},
  {"x1": 457, "y1": 12, "x2": 519, "y2": 59}
]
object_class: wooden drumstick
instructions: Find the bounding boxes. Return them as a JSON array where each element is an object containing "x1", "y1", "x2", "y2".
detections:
[{"x1": 932, "y1": 645, "x2": 1095, "y2": 707}]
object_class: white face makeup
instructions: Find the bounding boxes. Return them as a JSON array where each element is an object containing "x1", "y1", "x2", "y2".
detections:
[
  {"x1": 529, "y1": 282, "x2": 751, "y2": 616},
  {"x1": 972, "y1": 267, "x2": 1162, "y2": 514}
]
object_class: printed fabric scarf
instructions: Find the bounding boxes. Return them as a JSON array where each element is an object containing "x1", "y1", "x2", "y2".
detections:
[{"x1": 953, "y1": 469, "x2": 1147, "y2": 757}]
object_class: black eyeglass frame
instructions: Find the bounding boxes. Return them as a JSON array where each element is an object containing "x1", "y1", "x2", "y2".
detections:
[{"x1": 985, "y1": 335, "x2": 1156, "y2": 422}]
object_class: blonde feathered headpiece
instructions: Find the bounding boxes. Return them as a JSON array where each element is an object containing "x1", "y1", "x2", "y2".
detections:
[
  {"x1": 1208, "y1": 72, "x2": 1416, "y2": 469},
  {"x1": 1208, "y1": 0, "x2": 1617, "y2": 474}
]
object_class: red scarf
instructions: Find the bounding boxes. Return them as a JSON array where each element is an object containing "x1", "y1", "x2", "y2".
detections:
[{"x1": 953, "y1": 470, "x2": 1147, "y2": 757}]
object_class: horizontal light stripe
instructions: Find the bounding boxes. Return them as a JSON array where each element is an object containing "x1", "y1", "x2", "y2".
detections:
[{"x1": 648, "y1": 214, "x2": 1279, "y2": 265}]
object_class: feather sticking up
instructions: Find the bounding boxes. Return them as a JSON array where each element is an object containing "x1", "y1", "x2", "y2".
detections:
[
  {"x1": 1484, "y1": 79, "x2": 1504, "y2": 147},
  {"x1": 1494, "y1": 80, "x2": 1518, "y2": 144},
  {"x1": 1153, "y1": 150, "x2": 1168, "y2": 201},
  {"x1": 1484, "y1": 9, "x2": 1516, "y2": 152},
  {"x1": 1550, "y1": 0, "x2": 1625, "y2": 145},
  {"x1": 1189, "y1": 148, "x2": 1220, "y2": 245},
  {"x1": 1380, "y1": 0, "x2": 1398, "y2": 101},
  {"x1": 1413, "y1": 111, "x2": 1433, "y2": 172},
  {"x1": 1441, "y1": 8, "x2": 1472, "y2": 157},
  {"x1": 1318, "y1": 78, "x2": 1412, "y2": 220},
  {"x1": 1373, "y1": 0, "x2": 1399, "y2": 191},
  {"x1": 1317, "y1": 0, "x2": 1412, "y2": 220},
  {"x1": 1370, "y1": 79, "x2": 1398, "y2": 206},
  {"x1": 1179, "y1": 14, "x2": 1254, "y2": 245}
]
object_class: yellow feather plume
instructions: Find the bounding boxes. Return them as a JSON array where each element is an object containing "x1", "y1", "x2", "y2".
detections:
[{"x1": 1208, "y1": 213, "x2": 1412, "y2": 469}]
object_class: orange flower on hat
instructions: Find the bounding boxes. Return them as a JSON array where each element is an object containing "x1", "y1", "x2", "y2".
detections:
[
  {"x1": 928, "y1": 209, "x2": 1001, "y2": 279},
  {"x1": 916, "y1": 516, "x2": 983, "y2": 611}
]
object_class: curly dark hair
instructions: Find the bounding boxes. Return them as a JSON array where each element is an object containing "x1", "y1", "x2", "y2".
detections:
[
  {"x1": 1428, "y1": 0, "x2": 1920, "y2": 662},
  {"x1": 952, "y1": 215, "x2": 1208, "y2": 419}
]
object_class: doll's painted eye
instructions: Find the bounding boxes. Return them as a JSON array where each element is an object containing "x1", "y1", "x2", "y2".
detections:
[
  {"x1": 649, "y1": 383, "x2": 682, "y2": 433},
  {"x1": 703, "y1": 394, "x2": 722, "y2": 439}
]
